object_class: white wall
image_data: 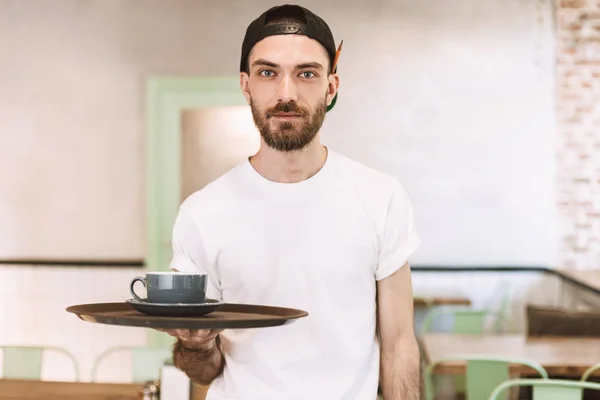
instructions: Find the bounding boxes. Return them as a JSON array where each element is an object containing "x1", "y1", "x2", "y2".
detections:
[
  {"x1": 0, "y1": 0, "x2": 556, "y2": 265},
  {"x1": 320, "y1": 0, "x2": 557, "y2": 266},
  {"x1": 0, "y1": 0, "x2": 558, "y2": 382},
  {"x1": 181, "y1": 107, "x2": 260, "y2": 199}
]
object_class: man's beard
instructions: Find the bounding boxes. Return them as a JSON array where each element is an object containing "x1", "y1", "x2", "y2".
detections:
[{"x1": 250, "y1": 96, "x2": 327, "y2": 152}]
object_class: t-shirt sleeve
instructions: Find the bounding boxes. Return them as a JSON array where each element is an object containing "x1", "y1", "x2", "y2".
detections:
[
  {"x1": 375, "y1": 180, "x2": 421, "y2": 281},
  {"x1": 168, "y1": 207, "x2": 222, "y2": 300}
]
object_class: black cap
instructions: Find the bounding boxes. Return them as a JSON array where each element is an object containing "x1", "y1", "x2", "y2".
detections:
[{"x1": 240, "y1": 4, "x2": 340, "y2": 112}]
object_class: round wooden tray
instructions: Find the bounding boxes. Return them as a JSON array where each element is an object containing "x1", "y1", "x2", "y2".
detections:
[{"x1": 66, "y1": 302, "x2": 309, "y2": 330}]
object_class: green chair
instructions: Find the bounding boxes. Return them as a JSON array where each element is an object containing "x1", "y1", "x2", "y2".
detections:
[
  {"x1": 423, "y1": 306, "x2": 513, "y2": 392},
  {"x1": 582, "y1": 362, "x2": 600, "y2": 382},
  {"x1": 1, "y1": 346, "x2": 79, "y2": 381},
  {"x1": 90, "y1": 346, "x2": 172, "y2": 383},
  {"x1": 424, "y1": 355, "x2": 548, "y2": 400},
  {"x1": 420, "y1": 307, "x2": 511, "y2": 398},
  {"x1": 421, "y1": 307, "x2": 510, "y2": 334},
  {"x1": 488, "y1": 378, "x2": 600, "y2": 400}
]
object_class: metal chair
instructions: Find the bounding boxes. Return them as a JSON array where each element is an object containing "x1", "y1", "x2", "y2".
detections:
[
  {"x1": 421, "y1": 307, "x2": 511, "y2": 334},
  {"x1": 424, "y1": 355, "x2": 548, "y2": 400},
  {"x1": 420, "y1": 306, "x2": 513, "y2": 396},
  {"x1": 582, "y1": 362, "x2": 600, "y2": 382},
  {"x1": 1, "y1": 345, "x2": 79, "y2": 381},
  {"x1": 90, "y1": 346, "x2": 172, "y2": 383},
  {"x1": 488, "y1": 378, "x2": 600, "y2": 400}
]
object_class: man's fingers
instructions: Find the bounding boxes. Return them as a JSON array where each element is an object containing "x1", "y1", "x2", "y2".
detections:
[
  {"x1": 187, "y1": 329, "x2": 212, "y2": 340},
  {"x1": 179, "y1": 329, "x2": 192, "y2": 338},
  {"x1": 154, "y1": 328, "x2": 189, "y2": 338},
  {"x1": 182, "y1": 329, "x2": 223, "y2": 345},
  {"x1": 155, "y1": 328, "x2": 214, "y2": 339},
  {"x1": 155, "y1": 328, "x2": 224, "y2": 344},
  {"x1": 204, "y1": 329, "x2": 224, "y2": 340}
]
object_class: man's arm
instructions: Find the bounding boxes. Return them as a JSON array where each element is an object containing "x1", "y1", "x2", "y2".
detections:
[
  {"x1": 163, "y1": 208, "x2": 226, "y2": 385},
  {"x1": 377, "y1": 262, "x2": 421, "y2": 400},
  {"x1": 160, "y1": 265, "x2": 225, "y2": 385}
]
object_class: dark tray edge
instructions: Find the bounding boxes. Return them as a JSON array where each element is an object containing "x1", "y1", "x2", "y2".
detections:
[
  {"x1": 73, "y1": 313, "x2": 301, "y2": 330},
  {"x1": 65, "y1": 302, "x2": 309, "y2": 330}
]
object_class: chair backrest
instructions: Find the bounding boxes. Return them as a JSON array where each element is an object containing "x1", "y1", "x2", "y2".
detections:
[
  {"x1": 582, "y1": 362, "x2": 600, "y2": 382},
  {"x1": 424, "y1": 355, "x2": 548, "y2": 400},
  {"x1": 1, "y1": 346, "x2": 79, "y2": 381},
  {"x1": 488, "y1": 378, "x2": 600, "y2": 400},
  {"x1": 91, "y1": 346, "x2": 172, "y2": 383},
  {"x1": 421, "y1": 307, "x2": 509, "y2": 334}
]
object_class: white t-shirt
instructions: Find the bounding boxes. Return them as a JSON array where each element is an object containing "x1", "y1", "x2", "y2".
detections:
[{"x1": 169, "y1": 149, "x2": 420, "y2": 400}]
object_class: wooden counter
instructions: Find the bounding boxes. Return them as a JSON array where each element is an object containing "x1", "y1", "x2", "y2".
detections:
[
  {"x1": 0, "y1": 379, "x2": 140, "y2": 400},
  {"x1": 558, "y1": 269, "x2": 600, "y2": 294}
]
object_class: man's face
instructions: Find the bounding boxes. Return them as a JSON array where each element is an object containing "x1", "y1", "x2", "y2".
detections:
[{"x1": 240, "y1": 35, "x2": 338, "y2": 152}]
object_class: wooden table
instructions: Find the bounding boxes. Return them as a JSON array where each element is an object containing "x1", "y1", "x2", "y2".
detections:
[
  {"x1": 0, "y1": 379, "x2": 141, "y2": 400},
  {"x1": 422, "y1": 333, "x2": 600, "y2": 377},
  {"x1": 414, "y1": 297, "x2": 471, "y2": 307}
]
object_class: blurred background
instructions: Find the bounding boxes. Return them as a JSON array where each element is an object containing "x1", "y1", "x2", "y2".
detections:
[{"x1": 1, "y1": 0, "x2": 599, "y2": 399}]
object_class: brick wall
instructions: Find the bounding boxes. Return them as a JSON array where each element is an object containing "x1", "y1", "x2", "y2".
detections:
[{"x1": 557, "y1": 0, "x2": 600, "y2": 269}]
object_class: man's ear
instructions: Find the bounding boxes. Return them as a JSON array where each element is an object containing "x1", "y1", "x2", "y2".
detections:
[
  {"x1": 326, "y1": 73, "x2": 340, "y2": 107},
  {"x1": 240, "y1": 72, "x2": 251, "y2": 105}
]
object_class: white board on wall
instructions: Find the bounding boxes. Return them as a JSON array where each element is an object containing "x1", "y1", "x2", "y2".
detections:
[{"x1": 323, "y1": 0, "x2": 557, "y2": 266}]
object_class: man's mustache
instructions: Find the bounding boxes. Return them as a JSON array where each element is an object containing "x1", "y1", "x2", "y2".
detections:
[{"x1": 266, "y1": 102, "x2": 308, "y2": 117}]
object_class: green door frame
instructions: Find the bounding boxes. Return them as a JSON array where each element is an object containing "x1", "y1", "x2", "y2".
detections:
[{"x1": 145, "y1": 76, "x2": 245, "y2": 346}]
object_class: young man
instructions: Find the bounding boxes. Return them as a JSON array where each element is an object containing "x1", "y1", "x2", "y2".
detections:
[{"x1": 160, "y1": 4, "x2": 422, "y2": 399}]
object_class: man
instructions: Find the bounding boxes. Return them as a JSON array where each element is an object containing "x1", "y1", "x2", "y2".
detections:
[{"x1": 160, "y1": 4, "x2": 422, "y2": 399}]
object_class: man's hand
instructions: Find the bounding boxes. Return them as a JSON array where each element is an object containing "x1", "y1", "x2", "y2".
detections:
[
  {"x1": 157, "y1": 328, "x2": 226, "y2": 385},
  {"x1": 156, "y1": 328, "x2": 223, "y2": 349}
]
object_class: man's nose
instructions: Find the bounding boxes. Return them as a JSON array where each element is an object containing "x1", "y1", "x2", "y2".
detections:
[{"x1": 276, "y1": 75, "x2": 298, "y2": 103}]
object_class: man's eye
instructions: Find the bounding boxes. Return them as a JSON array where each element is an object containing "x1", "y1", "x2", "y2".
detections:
[
  {"x1": 299, "y1": 71, "x2": 316, "y2": 79},
  {"x1": 259, "y1": 70, "x2": 275, "y2": 77}
]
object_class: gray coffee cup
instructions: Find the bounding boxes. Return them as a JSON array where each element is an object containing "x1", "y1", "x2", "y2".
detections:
[{"x1": 129, "y1": 272, "x2": 208, "y2": 304}]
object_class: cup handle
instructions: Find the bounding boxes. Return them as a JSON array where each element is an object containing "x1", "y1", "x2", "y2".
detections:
[{"x1": 129, "y1": 277, "x2": 146, "y2": 302}]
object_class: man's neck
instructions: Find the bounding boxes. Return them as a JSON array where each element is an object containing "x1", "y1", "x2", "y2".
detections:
[{"x1": 249, "y1": 139, "x2": 328, "y2": 183}]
